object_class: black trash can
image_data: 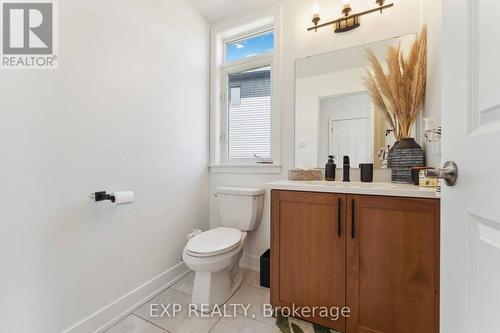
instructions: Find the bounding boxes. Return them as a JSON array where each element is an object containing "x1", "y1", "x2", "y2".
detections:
[{"x1": 260, "y1": 249, "x2": 270, "y2": 288}]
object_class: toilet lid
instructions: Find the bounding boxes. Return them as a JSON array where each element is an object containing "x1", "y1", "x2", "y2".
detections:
[{"x1": 186, "y1": 227, "x2": 242, "y2": 256}]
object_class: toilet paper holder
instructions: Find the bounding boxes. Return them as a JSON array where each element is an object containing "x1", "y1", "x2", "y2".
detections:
[{"x1": 91, "y1": 191, "x2": 116, "y2": 203}]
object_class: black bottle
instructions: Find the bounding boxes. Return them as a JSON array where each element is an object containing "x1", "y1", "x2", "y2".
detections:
[
  {"x1": 343, "y1": 155, "x2": 350, "y2": 182},
  {"x1": 325, "y1": 155, "x2": 336, "y2": 181}
]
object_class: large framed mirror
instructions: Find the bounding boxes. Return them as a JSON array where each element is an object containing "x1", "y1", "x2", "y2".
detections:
[{"x1": 295, "y1": 34, "x2": 416, "y2": 169}]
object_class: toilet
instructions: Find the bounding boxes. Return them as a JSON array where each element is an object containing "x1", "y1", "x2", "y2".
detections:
[{"x1": 182, "y1": 187, "x2": 265, "y2": 309}]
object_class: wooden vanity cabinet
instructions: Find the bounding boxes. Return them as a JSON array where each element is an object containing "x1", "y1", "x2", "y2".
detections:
[
  {"x1": 346, "y1": 195, "x2": 440, "y2": 333},
  {"x1": 270, "y1": 190, "x2": 440, "y2": 333},
  {"x1": 270, "y1": 190, "x2": 347, "y2": 331}
]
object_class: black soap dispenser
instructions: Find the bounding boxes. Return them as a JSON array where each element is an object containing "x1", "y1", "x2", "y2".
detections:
[
  {"x1": 343, "y1": 155, "x2": 350, "y2": 182},
  {"x1": 325, "y1": 155, "x2": 336, "y2": 181}
]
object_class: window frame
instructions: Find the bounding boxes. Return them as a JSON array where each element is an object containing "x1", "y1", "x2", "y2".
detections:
[
  {"x1": 221, "y1": 56, "x2": 273, "y2": 164},
  {"x1": 209, "y1": 9, "x2": 281, "y2": 174}
]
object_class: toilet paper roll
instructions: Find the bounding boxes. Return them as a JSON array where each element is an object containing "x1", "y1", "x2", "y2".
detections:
[{"x1": 112, "y1": 191, "x2": 135, "y2": 205}]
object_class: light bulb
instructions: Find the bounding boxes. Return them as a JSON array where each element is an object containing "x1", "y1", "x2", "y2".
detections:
[
  {"x1": 341, "y1": 0, "x2": 352, "y2": 16},
  {"x1": 311, "y1": 3, "x2": 321, "y2": 28},
  {"x1": 312, "y1": 3, "x2": 320, "y2": 16}
]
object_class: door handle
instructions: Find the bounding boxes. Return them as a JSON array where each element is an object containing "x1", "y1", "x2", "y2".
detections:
[
  {"x1": 351, "y1": 198, "x2": 355, "y2": 239},
  {"x1": 337, "y1": 198, "x2": 341, "y2": 237},
  {"x1": 424, "y1": 161, "x2": 458, "y2": 186}
]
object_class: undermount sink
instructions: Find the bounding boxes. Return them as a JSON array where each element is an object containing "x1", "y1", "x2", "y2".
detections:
[
  {"x1": 303, "y1": 181, "x2": 400, "y2": 189},
  {"x1": 265, "y1": 180, "x2": 438, "y2": 199}
]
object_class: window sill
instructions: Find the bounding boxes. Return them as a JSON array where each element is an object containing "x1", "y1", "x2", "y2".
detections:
[{"x1": 209, "y1": 163, "x2": 282, "y2": 174}]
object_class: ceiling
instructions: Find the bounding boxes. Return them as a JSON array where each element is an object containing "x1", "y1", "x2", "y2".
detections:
[{"x1": 190, "y1": 0, "x2": 279, "y2": 23}]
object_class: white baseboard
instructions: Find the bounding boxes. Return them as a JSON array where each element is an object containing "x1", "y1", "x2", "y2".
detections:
[
  {"x1": 61, "y1": 262, "x2": 191, "y2": 333},
  {"x1": 239, "y1": 253, "x2": 260, "y2": 272}
]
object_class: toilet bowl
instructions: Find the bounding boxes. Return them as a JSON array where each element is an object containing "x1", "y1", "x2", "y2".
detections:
[
  {"x1": 182, "y1": 187, "x2": 264, "y2": 309},
  {"x1": 182, "y1": 229, "x2": 247, "y2": 308}
]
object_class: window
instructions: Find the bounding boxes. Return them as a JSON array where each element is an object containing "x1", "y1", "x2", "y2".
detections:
[
  {"x1": 225, "y1": 31, "x2": 274, "y2": 63},
  {"x1": 230, "y1": 87, "x2": 241, "y2": 106},
  {"x1": 210, "y1": 14, "x2": 281, "y2": 173},
  {"x1": 222, "y1": 31, "x2": 274, "y2": 163},
  {"x1": 227, "y1": 66, "x2": 271, "y2": 159}
]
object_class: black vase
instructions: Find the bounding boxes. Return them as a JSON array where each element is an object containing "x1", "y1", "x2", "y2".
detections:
[
  {"x1": 390, "y1": 138, "x2": 424, "y2": 184},
  {"x1": 387, "y1": 140, "x2": 400, "y2": 169}
]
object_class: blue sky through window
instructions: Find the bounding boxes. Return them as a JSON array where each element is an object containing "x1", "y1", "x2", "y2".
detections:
[{"x1": 226, "y1": 31, "x2": 274, "y2": 63}]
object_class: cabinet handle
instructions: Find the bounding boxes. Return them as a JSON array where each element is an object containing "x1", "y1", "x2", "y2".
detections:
[
  {"x1": 337, "y1": 198, "x2": 341, "y2": 237},
  {"x1": 351, "y1": 198, "x2": 355, "y2": 239}
]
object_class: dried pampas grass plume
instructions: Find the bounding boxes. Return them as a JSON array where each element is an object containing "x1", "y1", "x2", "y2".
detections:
[{"x1": 364, "y1": 26, "x2": 427, "y2": 140}]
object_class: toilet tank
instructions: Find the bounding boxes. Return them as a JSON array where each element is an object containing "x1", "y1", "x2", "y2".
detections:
[{"x1": 216, "y1": 187, "x2": 265, "y2": 231}]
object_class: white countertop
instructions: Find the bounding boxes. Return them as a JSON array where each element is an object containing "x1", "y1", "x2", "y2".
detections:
[{"x1": 266, "y1": 180, "x2": 439, "y2": 199}]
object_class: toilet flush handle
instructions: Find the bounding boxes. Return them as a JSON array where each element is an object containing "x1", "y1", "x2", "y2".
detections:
[{"x1": 187, "y1": 229, "x2": 202, "y2": 240}]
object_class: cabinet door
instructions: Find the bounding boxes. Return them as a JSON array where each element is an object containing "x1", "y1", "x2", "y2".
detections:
[
  {"x1": 346, "y1": 195, "x2": 439, "y2": 333},
  {"x1": 271, "y1": 190, "x2": 346, "y2": 331}
]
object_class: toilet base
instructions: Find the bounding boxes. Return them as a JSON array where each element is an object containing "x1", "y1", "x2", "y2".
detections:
[
  {"x1": 191, "y1": 260, "x2": 243, "y2": 312},
  {"x1": 183, "y1": 231, "x2": 247, "y2": 311}
]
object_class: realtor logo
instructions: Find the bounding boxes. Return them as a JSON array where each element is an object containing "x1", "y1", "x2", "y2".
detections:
[{"x1": 1, "y1": 0, "x2": 57, "y2": 69}]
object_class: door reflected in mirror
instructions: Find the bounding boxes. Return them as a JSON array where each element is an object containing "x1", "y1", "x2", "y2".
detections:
[{"x1": 295, "y1": 34, "x2": 416, "y2": 169}]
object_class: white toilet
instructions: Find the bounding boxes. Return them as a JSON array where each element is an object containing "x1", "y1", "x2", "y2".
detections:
[{"x1": 182, "y1": 187, "x2": 265, "y2": 309}]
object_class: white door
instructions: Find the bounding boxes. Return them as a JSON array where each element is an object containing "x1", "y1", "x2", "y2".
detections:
[
  {"x1": 441, "y1": 1, "x2": 500, "y2": 332},
  {"x1": 330, "y1": 118, "x2": 369, "y2": 167}
]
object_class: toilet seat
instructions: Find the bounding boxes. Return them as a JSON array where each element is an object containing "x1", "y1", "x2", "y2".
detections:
[{"x1": 186, "y1": 227, "x2": 243, "y2": 257}]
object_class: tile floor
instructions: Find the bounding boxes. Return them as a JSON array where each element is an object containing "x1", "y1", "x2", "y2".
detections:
[{"x1": 106, "y1": 269, "x2": 275, "y2": 333}]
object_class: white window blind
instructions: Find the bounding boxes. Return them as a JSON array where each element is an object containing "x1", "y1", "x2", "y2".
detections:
[{"x1": 227, "y1": 66, "x2": 272, "y2": 160}]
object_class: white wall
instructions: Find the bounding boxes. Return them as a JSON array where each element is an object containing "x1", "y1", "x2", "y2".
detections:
[
  {"x1": 209, "y1": 0, "x2": 426, "y2": 270},
  {"x1": 0, "y1": 1, "x2": 209, "y2": 332},
  {"x1": 295, "y1": 68, "x2": 368, "y2": 167},
  {"x1": 421, "y1": 0, "x2": 442, "y2": 168}
]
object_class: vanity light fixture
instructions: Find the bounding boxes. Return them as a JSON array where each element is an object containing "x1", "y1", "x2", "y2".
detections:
[{"x1": 309, "y1": 0, "x2": 394, "y2": 33}]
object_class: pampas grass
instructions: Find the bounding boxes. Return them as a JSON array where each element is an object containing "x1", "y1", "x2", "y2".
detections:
[{"x1": 364, "y1": 26, "x2": 427, "y2": 140}]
